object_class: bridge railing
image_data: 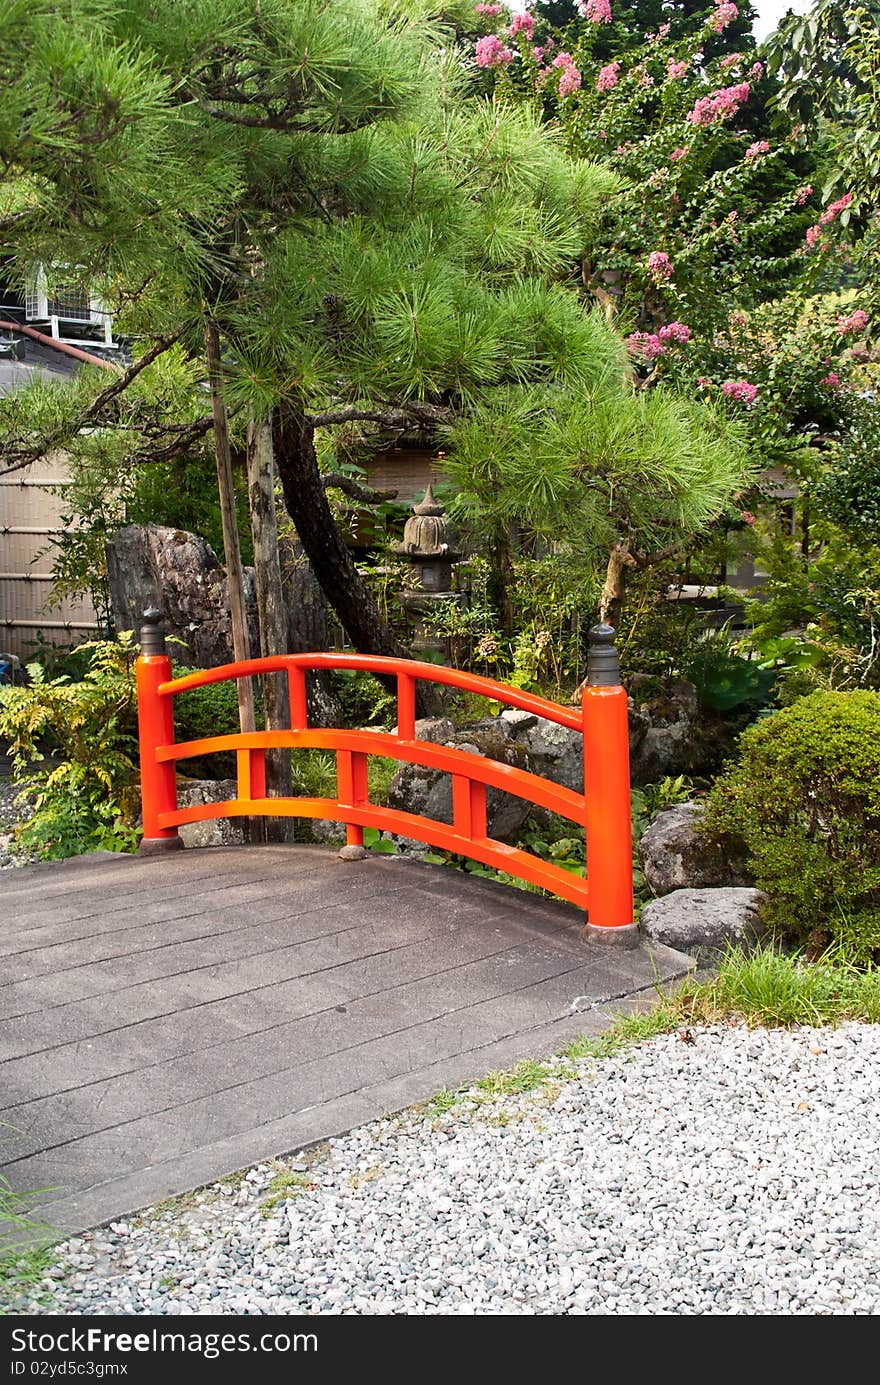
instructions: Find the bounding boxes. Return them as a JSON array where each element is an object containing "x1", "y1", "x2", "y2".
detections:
[{"x1": 135, "y1": 611, "x2": 634, "y2": 938}]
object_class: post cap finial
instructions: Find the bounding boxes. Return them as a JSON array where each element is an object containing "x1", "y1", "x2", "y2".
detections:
[
  {"x1": 139, "y1": 607, "x2": 166, "y2": 656},
  {"x1": 587, "y1": 622, "x2": 620, "y2": 687}
]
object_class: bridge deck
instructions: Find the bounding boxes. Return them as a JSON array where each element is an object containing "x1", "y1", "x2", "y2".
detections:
[{"x1": 0, "y1": 846, "x2": 693, "y2": 1237}]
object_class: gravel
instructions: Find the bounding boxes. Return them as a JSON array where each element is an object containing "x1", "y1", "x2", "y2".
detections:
[
  {"x1": 12, "y1": 1021, "x2": 880, "y2": 1316},
  {"x1": 0, "y1": 775, "x2": 39, "y2": 869}
]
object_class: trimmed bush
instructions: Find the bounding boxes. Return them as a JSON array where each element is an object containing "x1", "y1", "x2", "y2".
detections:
[{"x1": 705, "y1": 690, "x2": 880, "y2": 962}]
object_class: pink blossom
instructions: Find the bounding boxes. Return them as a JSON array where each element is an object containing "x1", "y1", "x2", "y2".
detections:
[
  {"x1": 819, "y1": 192, "x2": 853, "y2": 225},
  {"x1": 794, "y1": 184, "x2": 813, "y2": 205},
  {"x1": 670, "y1": 146, "x2": 689, "y2": 162},
  {"x1": 710, "y1": 1, "x2": 739, "y2": 32},
  {"x1": 658, "y1": 22, "x2": 671, "y2": 36},
  {"x1": 475, "y1": 2, "x2": 504, "y2": 14},
  {"x1": 805, "y1": 224, "x2": 825, "y2": 248},
  {"x1": 577, "y1": 0, "x2": 612, "y2": 22},
  {"x1": 646, "y1": 250, "x2": 673, "y2": 280},
  {"x1": 508, "y1": 12, "x2": 535, "y2": 39},
  {"x1": 627, "y1": 332, "x2": 666, "y2": 360},
  {"x1": 667, "y1": 58, "x2": 688, "y2": 80},
  {"x1": 697, "y1": 376, "x2": 712, "y2": 387},
  {"x1": 638, "y1": 67, "x2": 655, "y2": 87},
  {"x1": 749, "y1": 61, "x2": 764, "y2": 80},
  {"x1": 837, "y1": 309, "x2": 869, "y2": 335},
  {"x1": 719, "y1": 53, "x2": 744, "y2": 69},
  {"x1": 596, "y1": 61, "x2": 620, "y2": 92},
  {"x1": 745, "y1": 140, "x2": 770, "y2": 160},
  {"x1": 532, "y1": 46, "x2": 543, "y2": 61},
  {"x1": 687, "y1": 82, "x2": 750, "y2": 126},
  {"x1": 722, "y1": 379, "x2": 758, "y2": 404},
  {"x1": 740, "y1": 511, "x2": 756, "y2": 525},
  {"x1": 729, "y1": 311, "x2": 747, "y2": 327},
  {"x1": 658, "y1": 321, "x2": 691, "y2": 344},
  {"x1": 475, "y1": 34, "x2": 514, "y2": 67},
  {"x1": 820, "y1": 373, "x2": 840, "y2": 388},
  {"x1": 553, "y1": 51, "x2": 582, "y2": 96}
]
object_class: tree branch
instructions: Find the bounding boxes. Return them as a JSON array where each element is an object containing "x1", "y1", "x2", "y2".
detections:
[
  {"x1": 308, "y1": 403, "x2": 450, "y2": 429},
  {"x1": 321, "y1": 472, "x2": 399, "y2": 504},
  {"x1": 79, "y1": 329, "x2": 186, "y2": 425}
]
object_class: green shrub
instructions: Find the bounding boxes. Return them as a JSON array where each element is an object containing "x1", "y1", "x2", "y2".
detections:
[
  {"x1": 0, "y1": 635, "x2": 141, "y2": 859},
  {"x1": 705, "y1": 691, "x2": 880, "y2": 962}
]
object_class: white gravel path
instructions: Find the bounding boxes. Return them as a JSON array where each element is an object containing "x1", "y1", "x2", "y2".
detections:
[{"x1": 15, "y1": 1021, "x2": 880, "y2": 1316}]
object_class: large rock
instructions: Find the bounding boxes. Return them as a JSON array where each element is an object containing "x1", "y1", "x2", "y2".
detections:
[
  {"x1": 387, "y1": 723, "x2": 534, "y2": 842},
  {"x1": 640, "y1": 887, "x2": 768, "y2": 955},
  {"x1": 176, "y1": 779, "x2": 246, "y2": 848},
  {"x1": 639, "y1": 800, "x2": 751, "y2": 896},
  {"x1": 107, "y1": 523, "x2": 259, "y2": 668},
  {"x1": 501, "y1": 710, "x2": 583, "y2": 793}
]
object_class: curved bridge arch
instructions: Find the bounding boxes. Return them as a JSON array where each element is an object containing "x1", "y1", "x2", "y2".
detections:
[{"x1": 136, "y1": 630, "x2": 634, "y2": 933}]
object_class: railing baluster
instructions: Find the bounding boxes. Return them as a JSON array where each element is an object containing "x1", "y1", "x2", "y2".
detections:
[
  {"x1": 249, "y1": 748, "x2": 266, "y2": 800},
  {"x1": 397, "y1": 673, "x2": 416, "y2": 740},
  {"x1": 337, "y1": 748, "x2": 369, "y2": 846},
  {"x1": 452, "y1": 774, "x2": 487, "y2": 842},
  {"x1": 288, "y1": 665, "x2": 308, "y2": 730}
]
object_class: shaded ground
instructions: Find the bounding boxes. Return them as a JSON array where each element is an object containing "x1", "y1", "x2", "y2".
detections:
[{"x1": 0, "y1": 845, "x2": 693, "y2": 1236}]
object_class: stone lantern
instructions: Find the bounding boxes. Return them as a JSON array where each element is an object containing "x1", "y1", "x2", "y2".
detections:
[{"x1": 393, "y1": 484, "x2": 463, "y2": 660}]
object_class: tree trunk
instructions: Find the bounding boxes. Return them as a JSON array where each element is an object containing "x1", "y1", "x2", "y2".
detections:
[
  {"x1": 246, "y1": 414, "x2": 293, "y2": 841},
  {"x1": 273, "y1": 405, "x2": 439, "y2": 716},
  {"x1": 204, "y1": 319, "x2": 255, "y2": 736},
  {"x1": 600, "y1": 542, "x2": 637, "y2": 629},
  {"x1": 279, "y1": 535, "x2": 344, "y2": 728}
]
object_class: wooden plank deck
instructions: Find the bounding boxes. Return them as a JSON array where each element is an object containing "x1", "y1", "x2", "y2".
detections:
[{"x1": 0, "y1": 846, "x2": 694, "y2": 1236}]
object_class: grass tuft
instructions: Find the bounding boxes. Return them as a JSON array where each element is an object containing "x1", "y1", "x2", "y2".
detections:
[
  {"x1": 676, "y1": 944, "x2": 880, "y2": 1028},
  {"x1": 259, "y1": 1163, "x2": 316, "y2": 1216},
  {"x1": 1, "y1": 1177, "x2": 55, "y2": 1309}
]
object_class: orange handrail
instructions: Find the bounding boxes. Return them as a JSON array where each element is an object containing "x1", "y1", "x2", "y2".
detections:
[{"x1": 135, "y1": 611, "x2": 635, "y2": 934}]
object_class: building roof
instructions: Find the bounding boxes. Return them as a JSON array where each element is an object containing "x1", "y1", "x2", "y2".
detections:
[{"x1": 0, "y1": 334, "x2": 82, "y2": 395}]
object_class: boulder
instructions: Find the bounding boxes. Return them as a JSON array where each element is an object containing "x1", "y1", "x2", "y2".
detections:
[
  {"x1": 640, "y1": 887, "x2": 768, "y2": 956},
  {"x1": 310, "y1": 817, "x2": 346, "y2": 846},
  {"x1": 107, "y1": 523, "x2": 259, "y2": 668},
  {"x1": 639, "y1": 800, "x2": 752, "y2": 896},
  {"x1": 387, "y1": 725, "x2": 534, "y2": 841},
  {"x1": 175, "y1": 779, "x2": 246, "y2": 848},
  {"x1": 504, "y1": 714, "x2": 583, "y2": 793}
]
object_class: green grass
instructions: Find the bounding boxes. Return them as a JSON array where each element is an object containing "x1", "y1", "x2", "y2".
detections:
[
  {"x1": 420, "y1": 946, "x2": 880, "y2": 1121},
  {"x1": 677, "y1": 945, "x2": 880, "y2": 1028},
  {"x1": 0, "y1": 1178, "x2": 55, "y2": 1311},
  {"x1": 259, "y1": 1164, "x2": 315, "y2": 1216}
]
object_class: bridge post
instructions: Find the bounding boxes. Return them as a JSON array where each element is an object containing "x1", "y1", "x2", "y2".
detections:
[
  {"x1": 136, "y1": 609, "x2": 182, "y2": 854},
  {"x1": 582, "y1": 624, "x2": 636, "y2": 945}
]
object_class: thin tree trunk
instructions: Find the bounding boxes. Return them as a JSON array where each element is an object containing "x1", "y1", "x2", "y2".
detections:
[
  {"x1": 600, "y1": 542, "x2": 638, "y2": 628},
  {"x1": 279, "y1": 535, "x2": 345, "y2": 728},
  {"x1": 204, "y1": 318, "x2": 255, "y2": 735},
  {"x1": 273, "y1": 405, "x2": 439, "y2": 716},
  {"x1": 246, "y1": 413, "x2": 293, "y2": 841}
]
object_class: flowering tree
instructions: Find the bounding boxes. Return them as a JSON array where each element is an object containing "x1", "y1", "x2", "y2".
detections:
[{"x1": 470, "y1": 0, "x2": 876, "y2": 484}]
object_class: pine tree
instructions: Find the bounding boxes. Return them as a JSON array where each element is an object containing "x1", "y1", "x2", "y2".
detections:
[{"x1": 0, "y1": 0, "x2": 750, "y2": 667}]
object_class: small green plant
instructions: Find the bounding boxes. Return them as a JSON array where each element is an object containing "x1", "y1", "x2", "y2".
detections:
[
  {"x1": 705, "y1": 691, "x2": 880, "y2": 961},
  {"x1": 259, "y1": 1163, "x2": 315, "y2": 1216},
  {"x1": 677, "y1": 946, "x2": 880, "y2": 1028},
  {"x1": 0, "y1": 1176, "x2": 54, "y2": 1307},
  {"x1": 0, "y1": 635, "x2": 141, "y2": 859}
]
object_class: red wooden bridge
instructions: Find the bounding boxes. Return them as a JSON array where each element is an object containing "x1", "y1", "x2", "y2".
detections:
[
  {"x1": 137, "y1": 613, "x2": 635, "y2": 938},
  {"x1": 0, "y1": 622, "x2": 698, "y2": 1238}
]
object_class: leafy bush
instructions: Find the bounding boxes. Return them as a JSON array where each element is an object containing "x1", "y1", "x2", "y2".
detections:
[
  {"x1": 0, "y1": 635, "x2": 141, "y2": 859},
  {"x1": 705, "y1": 691, "x2": 880, "y2": 962}
]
